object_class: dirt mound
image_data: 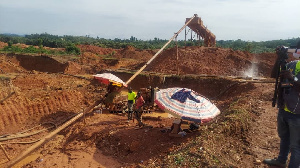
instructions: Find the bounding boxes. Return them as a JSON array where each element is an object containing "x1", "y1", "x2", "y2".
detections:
[
  {"x1": 0, "y1": 41, "x2": 7, "y2": 49},
  {"x1": 78, "y1": 44, "x2": 118, "y2": 56},
  {"x1": 1, "y1": 43, "x2": 279, "y2": 78},
  {"x1": 76, "y1": 45, "x2": 277, "y2": 77},
  {"x1": 77, "y1": 45, "x2": 155, "y2": 71},
  {"x1": 147, "y1": 46, "x2": 277, "y2": 77},
  {"x1": 0, "y1": 54, "x2": 27, "y2": 73},
  {"x1": 64, "y1": 61, "x2": 83, "y2": 74},
  {"x1": 119, "y1": 46, "x2": 154, "y2": 61}
]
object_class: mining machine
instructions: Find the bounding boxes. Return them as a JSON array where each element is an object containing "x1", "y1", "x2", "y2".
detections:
[{"x1": 186, "y1": 14, "x2": 216, "y2": 47}]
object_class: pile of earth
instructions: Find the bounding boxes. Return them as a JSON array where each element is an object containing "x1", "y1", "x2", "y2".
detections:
[
  {"x1": 147, "y1": 46, "x2": 278, "y2": 77},
  {"x1": 0, "y1": 43, "x2": 285, "y2": 77},
  {"x1": 78, "y1": 45, "x2": 285, "y2": 78},
  {"x1": 0, "y1": 41, "x2": 7, "y2": 48}
]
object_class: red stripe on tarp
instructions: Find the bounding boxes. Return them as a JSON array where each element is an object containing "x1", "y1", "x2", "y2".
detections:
[
  {"x1": 93, "y1": 73, "x2": 127, "y2": 87},
  {"x1": 154, "y1": 99, "x2": 165, "y2": 110},
  {"x1": 157, "y1": 90, "x2": 216, "y2": 116},
  {"x1": 155, "y1": 87, "x2": 220, "y2": 120}
]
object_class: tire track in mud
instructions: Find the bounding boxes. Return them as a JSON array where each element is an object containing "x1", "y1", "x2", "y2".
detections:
[
  {"x1": 0, "y1": 91, "x2": 84, "y2": 132},
  {"x1": 7, "y1": 101, "x2": 24, "y2": 125},
  {"x1": 0, "y1": 106, "x2": 9, "y2": 131},
  {"x1": 3, "y1": 102, "x2": 18, "y2": 127}
]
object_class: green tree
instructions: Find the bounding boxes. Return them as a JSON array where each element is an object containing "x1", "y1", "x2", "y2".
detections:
[{"x1": 65, "y1": 44, "x2": 81, "y2": 55}]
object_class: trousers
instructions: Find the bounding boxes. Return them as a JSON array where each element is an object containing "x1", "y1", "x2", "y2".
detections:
[{"x1": 277, "y1": 108, "x2": 300, "y2": 168}]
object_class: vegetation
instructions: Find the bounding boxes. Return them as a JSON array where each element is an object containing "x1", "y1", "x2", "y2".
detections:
[
  {"x1": 0, "y1": 33, "x2": 299, "y2": 54},
  {"x1": 65, "y1": 44, "x2": 81, "y2": 55},
  {"x1": 157, "y1": 95, "x2": 254, "y2": 167},
  {"x1": 0, "y1": 45, "x2": 74, "y2": 55},
  {"x1": 217, "y1": 38, "x2": 300, "y2": 53}
]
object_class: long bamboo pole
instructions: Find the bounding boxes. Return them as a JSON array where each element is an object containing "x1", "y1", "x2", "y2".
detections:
[
  {"x1": 125, "y1": 14, "x2": 197, "y2": 86},
  {"x1": 6, "y1": 14, "x2": 197, "y2": 167},
  {"x1": 176, "y1": 35, "x2": 179, "y2": 75},
  {"x1": 6, "y1": 100, "x2": 101, "y2": 168},
  {"x1": 0, "y1": 144, "x2": 10, "y2": 161}
]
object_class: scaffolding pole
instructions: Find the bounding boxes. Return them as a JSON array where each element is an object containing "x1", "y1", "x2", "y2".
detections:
[
  {"x1": 125, "y1": 14, "x2": 197, "y2": 86},
  {"x1": 176, "y1": 35, "x2": 179, "y2": 75},
  {"x1": 6, "y1": 14, "x2": 198, "y2": 168}
]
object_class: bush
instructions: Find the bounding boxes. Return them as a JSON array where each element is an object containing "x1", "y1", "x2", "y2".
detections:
[
  {"x1": 2, "y1": 45, "x2": 22, "y2": 53},
  {"x1": 65, "y1": 44, "x2": 81, "y2": 55},
  {"x1": 23, "y1": 46, "x2": 39, "y2": 53}
]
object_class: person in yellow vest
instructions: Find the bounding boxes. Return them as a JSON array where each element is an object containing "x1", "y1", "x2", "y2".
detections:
[
  {"x1": 127, "y1": 87, "x2": 136, "y2": 122},
  {"x1": 263, "y1": 41, "x2": 300, "y2": 168}
]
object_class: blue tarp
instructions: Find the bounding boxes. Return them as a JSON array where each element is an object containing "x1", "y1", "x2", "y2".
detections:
[{"x1": 171, "y1": 89, "x2": 200, "y2": 103}]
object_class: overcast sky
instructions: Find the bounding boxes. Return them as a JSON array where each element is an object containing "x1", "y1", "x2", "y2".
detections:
[{"x1": 0, "y1": 0, "x2": 299, "y2": 42}]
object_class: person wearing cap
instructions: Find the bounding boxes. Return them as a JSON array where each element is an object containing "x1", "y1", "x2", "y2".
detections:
[
  {"x1": 135, "y1": 91, "x2": 145, "y2": 127},
  {"x1": 127, "y1": 87, "x2": 136, "y2": 122},
  {"x1": 263, "y1": 40, "x2": 300, "y2": 168}
]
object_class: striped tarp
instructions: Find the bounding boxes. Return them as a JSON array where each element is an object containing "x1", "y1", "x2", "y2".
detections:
[
  {"x1": 155, "y1": 87, "x2": 220, "y2": 123},
  {"x1": 93, "y1": 73, "x2": 127, "y2": 87}
]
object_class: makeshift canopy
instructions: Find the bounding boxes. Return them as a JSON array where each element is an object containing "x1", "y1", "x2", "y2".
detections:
[{"x1": 93, "y1": 73, "x2": 127, "y2": 87}]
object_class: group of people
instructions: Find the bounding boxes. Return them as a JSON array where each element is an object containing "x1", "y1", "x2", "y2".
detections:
[
  {"x1": 104, "y1": 82, "x2": 146, "y2": 128},
  {"x1": 127, "y1": 87, "x2": 145, "y2": 127}
]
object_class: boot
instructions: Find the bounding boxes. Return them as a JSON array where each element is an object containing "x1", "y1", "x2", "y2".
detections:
[{"x1": 263, "y1": 158, "x2": 286, "y2": 168}]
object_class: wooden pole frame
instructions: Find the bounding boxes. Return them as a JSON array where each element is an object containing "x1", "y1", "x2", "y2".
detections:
[
  {"x1": 125, "y1": 14, "x2": 197, "y2": 86},
  {"x1": 6, "y1": 14, "x2": 198, "y2": 168},
  {"x1": 176, "y1": 34, "x2": 179, "y2": 75}
]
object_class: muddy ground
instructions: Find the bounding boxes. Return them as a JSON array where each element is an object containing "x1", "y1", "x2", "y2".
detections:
[{"x1": 0, "y1": 44, "x2": 295, "y2": 167}]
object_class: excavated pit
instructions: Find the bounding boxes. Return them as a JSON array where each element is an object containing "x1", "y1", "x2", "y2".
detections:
[
  {"x1": 14, "y1": 54, "x2": 68, "y2": 73},
  {"x1": 0, "y1": 46, "x2": 276, "y2": 135},
  {"x1": 0, "y1": 70, "x2": 260, "y2": 167},
  {"x1": 0, "y1": 69, "x2": 259, "y2": 134},
  {"x1": 0, "y1": 45, "x2": 283, "y2": 167}
]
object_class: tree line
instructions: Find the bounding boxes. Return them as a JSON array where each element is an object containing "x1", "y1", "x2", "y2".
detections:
[{"x1": 0, "y1": 33, "x2": 299, "y2": 54}]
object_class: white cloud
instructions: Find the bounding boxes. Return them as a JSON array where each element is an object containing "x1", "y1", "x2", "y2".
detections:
[{"x1": 0, "y1": 0, "x2": 299, "y2": 41}]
